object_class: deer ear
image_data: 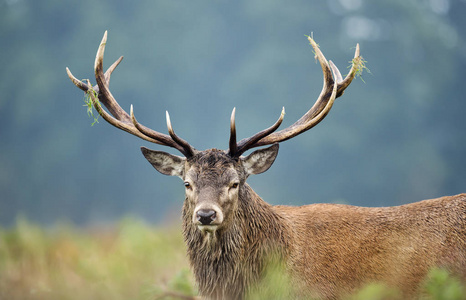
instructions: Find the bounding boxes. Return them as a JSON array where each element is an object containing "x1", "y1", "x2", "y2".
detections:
[
  {"x1": 141, "y1": 147, "x2": 185, "y2": 178},
  {"x1": 241, "y1": 144, "x2": 279, "y2": 175}
]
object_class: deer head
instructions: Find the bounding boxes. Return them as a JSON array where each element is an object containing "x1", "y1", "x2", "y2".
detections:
[
  {"x1": 142, "y1": 145, "x2": 279, "y2": 233},
  {"x1": 66, "y1": 31, "x2": 360, "y2": 234}
]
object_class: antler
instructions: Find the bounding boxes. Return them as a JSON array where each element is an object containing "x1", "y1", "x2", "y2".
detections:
[
  {"x1": 66, "y1": 31, "x2": 196, "y2": 157},
  {"x1": 228, "y1": 36, "x2": 361, "y2": 157},
  {"x1": 67, "y1": 32, "x2": 359, "y2": 159}
]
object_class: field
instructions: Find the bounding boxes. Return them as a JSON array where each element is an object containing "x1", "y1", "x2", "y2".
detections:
[
  {"x1": 0, "y1": 217, "x2": 464, "y2": 300},
  {"x1": 0, "y1": 217, "x2": 194, "y2": 300}
]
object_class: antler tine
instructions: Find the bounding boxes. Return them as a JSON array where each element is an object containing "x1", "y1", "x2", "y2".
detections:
[
  {"x1": 232, "y1": 107, "x2": 285, "y2": 157},
  {"x1": 128, "y1": 105, "x2": 188, "y2": 155},
  {"x1": 66, "y1": 56, "x2": 123, "y2": 93},
  {"x1": 229, "y1": 108, "x2": 238, "y2": 156},
  {"x1": 230, "y1": 36, "x2": 360, "y2": 155},
  {"x1": 93, "y1": 31, "x2": 132, "y2": 123},
  {"x1": 66, "y1": 67, "x2": 89, "y2": 91},
  {"x1": 104, "y1": 56, "x2": 124, "y2": 85},
  {"x1": 67, "y1": 31, "x2": 196, "y2": 157},
  {"x1": 336, "y1": 43, "x2": 360, "y2": 97},
  {"x1": 166, "y1": 111, "x2": 196, "y2": 157}
]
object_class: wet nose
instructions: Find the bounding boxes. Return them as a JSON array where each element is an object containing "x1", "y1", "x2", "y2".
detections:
[{"x1": 196, "y1": 209, "x2": 216, "y2": 225}]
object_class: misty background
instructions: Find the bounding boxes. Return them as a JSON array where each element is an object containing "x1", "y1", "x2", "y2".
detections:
[{"x1": 1, "y1": 0, "x2": 465, "y2": 226}]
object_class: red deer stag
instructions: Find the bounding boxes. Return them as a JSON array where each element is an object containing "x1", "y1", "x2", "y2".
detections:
[{"x1": 67, "y1": 31, "x2": 465, "y2": 299}]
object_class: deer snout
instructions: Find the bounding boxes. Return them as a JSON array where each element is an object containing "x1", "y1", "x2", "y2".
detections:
[
  {"x1": 193, "y1": 204, "x2": 224, "y2": 231},
  {"x1": 196, "y1": 209, "x2": 216, "y2": 225}
]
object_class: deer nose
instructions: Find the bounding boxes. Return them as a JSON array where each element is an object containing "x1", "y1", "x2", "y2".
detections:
[{"x1": 196, "y1": 209, "x2": 216, "y2": 225}]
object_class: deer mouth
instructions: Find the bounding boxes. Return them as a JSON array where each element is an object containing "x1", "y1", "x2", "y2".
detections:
[{"x1": 197, "y1": 224, "x2": 219, "y2": 233}]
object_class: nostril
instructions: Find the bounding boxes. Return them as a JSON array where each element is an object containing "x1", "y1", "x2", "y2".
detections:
[{"x1": 196, "y1": 209, "x2": 216, "y2": 225}]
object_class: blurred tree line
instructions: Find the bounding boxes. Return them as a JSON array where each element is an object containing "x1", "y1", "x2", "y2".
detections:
[{"x1": 0, "y1": 0, "x2": 465, "y2": 226}]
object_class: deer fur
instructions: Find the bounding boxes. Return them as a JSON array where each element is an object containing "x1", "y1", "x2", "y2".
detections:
[{"x1": 142, "y1": 145, "x2": 466, "y2": 300}]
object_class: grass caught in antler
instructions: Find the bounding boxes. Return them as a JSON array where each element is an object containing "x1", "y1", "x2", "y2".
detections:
[
  {"x1": 83, "y1": 86, "x2": 100, "y2": 126},
  {"x1": 349, "y1": 55, "x2": 371, "y2": 83}
]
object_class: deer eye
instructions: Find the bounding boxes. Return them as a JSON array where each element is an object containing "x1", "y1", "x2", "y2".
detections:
[
  {"x1": 184, "y1": 182, "x2": 192, "y2": 189},
  {"x1": 230, "y1": 182, "x2": 239, "y2": 189}
]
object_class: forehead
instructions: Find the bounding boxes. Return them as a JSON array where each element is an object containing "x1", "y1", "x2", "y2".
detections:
[{"x1": 185, "y1": 149, "x2": 240, "y2": 182}]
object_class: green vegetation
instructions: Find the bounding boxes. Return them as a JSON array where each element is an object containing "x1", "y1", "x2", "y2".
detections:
[
  {"x1": 422, "y1": 268, "x2": 466, "y2": 300},
  {"x1": 1, "y1": 218, "x2": 464, "y2": 300},
  {"x1": 350, "y1": 56, "x2": 371, "y2": 83},
  {"x1": 246, "y1": 257, "x2": 299, "y2": 299},
  {"x1": 0, "y1": 217, "x2": 194, "y2": 300},
  {"x1": 83, "y1": 87, "x2": 100, "y2": 126}
]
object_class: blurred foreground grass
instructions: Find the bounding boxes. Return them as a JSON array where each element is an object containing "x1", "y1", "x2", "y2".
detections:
[
  {"x1": 0, "y1": 217, "x2": 464, "y2": 300},
  {"x1": 0, "y1": 217, "x2": 195, "y2": 300}
]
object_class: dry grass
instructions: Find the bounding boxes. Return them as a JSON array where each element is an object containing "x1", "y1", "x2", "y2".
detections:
[
  {"x1": 0, "y1": 217, "x2": 194, "y2": 300},
  {"x1": 0, "y1": 217, "x2": 464, "y2": 300}
]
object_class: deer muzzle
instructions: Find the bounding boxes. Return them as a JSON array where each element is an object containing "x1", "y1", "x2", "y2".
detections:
[{"x1": 193, "y1": 203, "x2": 223, "y2": 232}]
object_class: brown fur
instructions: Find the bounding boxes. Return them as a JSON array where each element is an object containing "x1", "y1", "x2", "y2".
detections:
[
  {"x1": 175, "y1": 150, "x2": 465, "y2": 299},
  {"x1": 279, "y1": 194, "x2": 466, "y2": 299}
]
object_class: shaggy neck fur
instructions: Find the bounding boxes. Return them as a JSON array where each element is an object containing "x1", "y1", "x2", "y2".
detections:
[{"x1": 182, "y1": 183, "x2": 290, "y2": 300}]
